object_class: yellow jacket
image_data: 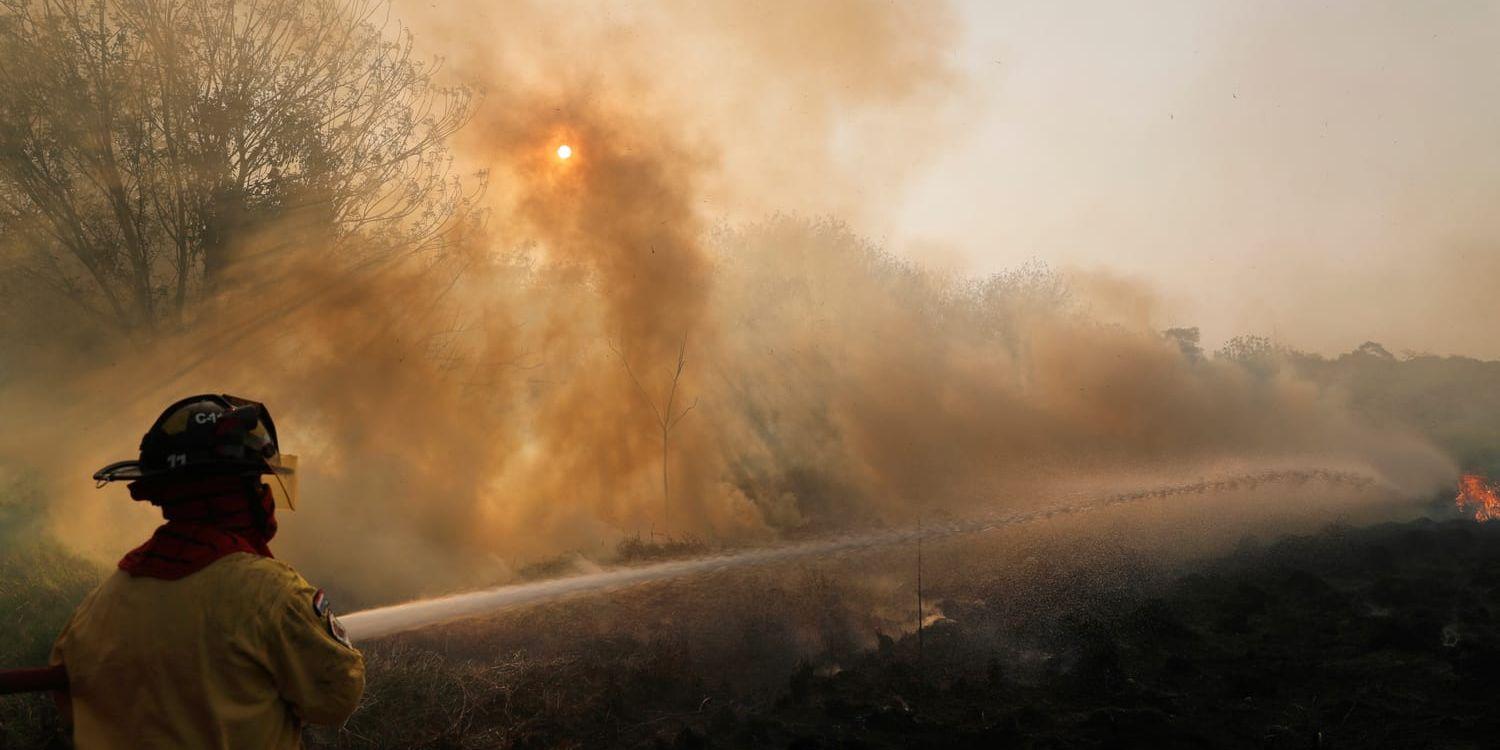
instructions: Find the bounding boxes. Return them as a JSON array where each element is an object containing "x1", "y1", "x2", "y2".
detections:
[{"x1": 51, "y1": 552, "x2": 365, "y2": 749}]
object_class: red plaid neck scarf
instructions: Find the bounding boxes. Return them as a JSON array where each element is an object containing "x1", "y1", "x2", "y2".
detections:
[{"x1": 118, "y1": 476, "x2": 277, "y2": 580}]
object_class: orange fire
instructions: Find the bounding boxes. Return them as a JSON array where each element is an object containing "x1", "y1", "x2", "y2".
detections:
[{"x1": 1456, "y1": 473, "x2": 1500, "y2": 522}]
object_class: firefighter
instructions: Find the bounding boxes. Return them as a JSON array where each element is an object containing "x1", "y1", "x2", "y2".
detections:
[{"x1": 51, "y1": 394, "x2": 364, "y2": 749}]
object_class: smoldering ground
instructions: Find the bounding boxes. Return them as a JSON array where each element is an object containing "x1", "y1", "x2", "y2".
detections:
[{"x1": 0, "y1": 0, "x2": 1459, "y2": 610}]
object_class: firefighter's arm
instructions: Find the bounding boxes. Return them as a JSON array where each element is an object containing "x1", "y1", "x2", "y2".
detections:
[
  {"x1": 49, "y1": 615, "x2": 74, "y2": 728},
  {"x1": 260, "y1": 582, "x2": 365, "y2": 725}
]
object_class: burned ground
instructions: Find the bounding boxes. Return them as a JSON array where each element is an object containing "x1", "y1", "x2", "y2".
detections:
[{"x1": 290, "y1": 511, "x2": 1500, "y2": 749}]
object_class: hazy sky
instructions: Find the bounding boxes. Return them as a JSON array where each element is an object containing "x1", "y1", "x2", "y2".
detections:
[{"x1": 893, "y1": 0, "x2": 1500, "y2": 358}]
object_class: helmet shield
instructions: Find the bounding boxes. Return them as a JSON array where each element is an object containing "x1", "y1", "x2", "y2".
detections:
[{"x1": 266, "y1": 453, "x2": 299, "y2": 510}]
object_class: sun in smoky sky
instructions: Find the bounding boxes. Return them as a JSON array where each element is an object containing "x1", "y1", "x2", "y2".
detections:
[{"x1": 556, "y1": 144, "x2": 573, "y2": 160}]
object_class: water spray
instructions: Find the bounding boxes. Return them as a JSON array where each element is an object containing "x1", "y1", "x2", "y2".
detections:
[{"x1": 340, "y1": 468, "x2": 1379, "y2": 641}]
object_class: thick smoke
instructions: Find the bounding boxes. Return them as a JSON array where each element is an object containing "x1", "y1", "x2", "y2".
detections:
[{"x1": 0, "y1": 0, "x2": 1456, "y2": 606}]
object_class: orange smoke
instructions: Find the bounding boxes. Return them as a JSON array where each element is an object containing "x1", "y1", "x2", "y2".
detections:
[{"x1": 1455, "y1": 473, "x2": 1500, "y2": 522}]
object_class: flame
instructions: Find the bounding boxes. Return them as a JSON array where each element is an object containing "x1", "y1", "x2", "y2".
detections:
[{"x1": 1455, "y1": 473, "x2": 1500, "y2": 522}]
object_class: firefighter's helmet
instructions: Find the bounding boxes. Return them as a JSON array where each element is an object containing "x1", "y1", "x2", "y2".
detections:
[{"x1": 93, "y1": 394, "x2": 298, "y2": 507}]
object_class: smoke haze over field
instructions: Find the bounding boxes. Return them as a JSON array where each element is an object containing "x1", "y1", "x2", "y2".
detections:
[
  {"x1": 0, "y1": 0, "x2": 1473, "y2": 605},
  {"x1": 900, "y1": 0, "x2": 1500, "y2": 359}
]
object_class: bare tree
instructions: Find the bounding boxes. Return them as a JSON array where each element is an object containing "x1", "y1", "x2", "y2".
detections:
[
  {"x1": 611, "y1": 335, "x2": 698, "y2": 531},
  {"x1": 0, "y1": 0, "x2": 473, "y2": 336}
]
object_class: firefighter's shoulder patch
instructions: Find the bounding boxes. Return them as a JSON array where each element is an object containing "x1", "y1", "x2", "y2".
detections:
[
  {"x1": 311, "y1": 588, "x2": 352, "y2": 647},
  {"x1": 327, "y1": 612, "x2": 352, "y2": 648}
]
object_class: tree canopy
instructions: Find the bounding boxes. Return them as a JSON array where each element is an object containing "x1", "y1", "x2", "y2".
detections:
[{"x1": 0, "y1": 0, "x2": 473, "y2": 337}]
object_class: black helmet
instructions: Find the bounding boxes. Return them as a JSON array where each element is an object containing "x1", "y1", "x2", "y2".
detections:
[{"x1": 93, "y1": 394, "x2": 296, "y2": 496}]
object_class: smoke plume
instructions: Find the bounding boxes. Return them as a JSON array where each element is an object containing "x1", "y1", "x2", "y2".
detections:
[{"x1": 0, "y1": 0, "x2": 1457, "y2": 606}]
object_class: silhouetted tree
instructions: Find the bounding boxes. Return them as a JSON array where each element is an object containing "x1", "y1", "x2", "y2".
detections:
[
  {"x1": 611, "y1": 335, "x2": 697, "y2": 532},
  {"x1": 1216, "y1": 334, "x2": 1281, "y2": 376},
  {"x1": 1163, "y1": 326, "x2": 1203, "y2": 362},
  {"x1": 1351, "y1": 341, "x2": 1396, "y2": 361},
  {"x1": 1216, "y1": 334, "x2": 1276, "y2": 361},
  {"x1": 0, "y1": 0, "x2": 473, "y2": 334}
]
